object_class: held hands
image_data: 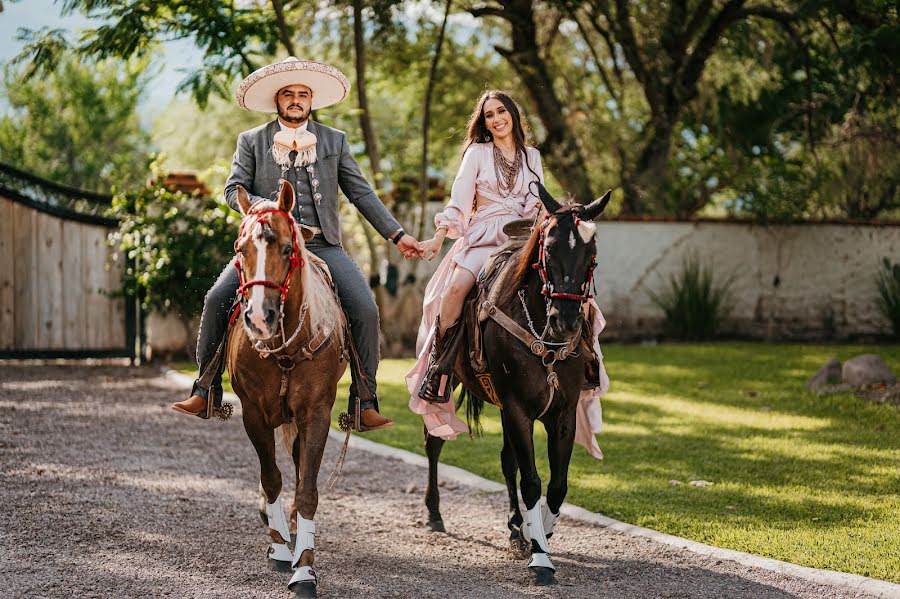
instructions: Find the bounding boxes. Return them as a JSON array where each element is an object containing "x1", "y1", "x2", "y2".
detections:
[
  {"x1": 418, "y1": 235, "x2": 443, "y2": 261},
  {"x1": 396, "y1": 234, "x2": 424, "y2": 259}
]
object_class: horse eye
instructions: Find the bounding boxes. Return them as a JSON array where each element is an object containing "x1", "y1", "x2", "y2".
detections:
[{"x1": 282, "y1": 244, "x2": 292, "y2": 257}]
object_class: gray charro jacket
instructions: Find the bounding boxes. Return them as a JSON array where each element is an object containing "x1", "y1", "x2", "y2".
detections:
[{"x1": 224, "y1": 119, "x2": 401, "y2": 245}]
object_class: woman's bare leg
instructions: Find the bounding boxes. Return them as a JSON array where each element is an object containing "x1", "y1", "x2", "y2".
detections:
[{"x1": 438, "y1": 266, "x2": 476, "y2": 332}]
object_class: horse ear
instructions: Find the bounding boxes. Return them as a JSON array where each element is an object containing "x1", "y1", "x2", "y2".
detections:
[
  {"x1": 278, "y1": 180, "x2": 295, "y2": 213},
  {"x1": 583, "y1": 189, "x2": 612, "y2": 221},
  {"x1": 533, "y1": 181, "x2": 561, "y2": 214},
  {"x1": 235, "y1": 185, "x2": 253, "y2": 215}
]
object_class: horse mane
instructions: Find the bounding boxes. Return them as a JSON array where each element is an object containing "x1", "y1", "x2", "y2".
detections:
[
  {"x1": 496, "y1": 211, "x2": 548, "y2": 307},
  {"x1": 243, "y1": 201, "x2": 344, "y2": 335}
]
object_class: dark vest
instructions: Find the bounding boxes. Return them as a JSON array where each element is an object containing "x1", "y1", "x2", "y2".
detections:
[{"x1": 284, "y1": 155, "x2": 321, "y2": 229}]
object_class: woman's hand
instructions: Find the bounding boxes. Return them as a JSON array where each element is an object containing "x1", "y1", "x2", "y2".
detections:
[{"x1": 418, "y1": 232, "x2": 445, "y2": 261}]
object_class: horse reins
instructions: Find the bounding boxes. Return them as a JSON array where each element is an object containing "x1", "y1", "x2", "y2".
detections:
[
  {"x1": 534, "y1": 208, "x2": 597, "y2": 303},
  {"x1": 233, "y1": 208, "x2": 316, "y2": 354},
  {"x1": 481, "y1": 206, "x2": 598, "y2": 419},
  {"x1": 234, "y1": 208, "x2": 305, "y2": 305},
  {"x1": 233, "y1": 207, "x2": 343, "y2": 422}
]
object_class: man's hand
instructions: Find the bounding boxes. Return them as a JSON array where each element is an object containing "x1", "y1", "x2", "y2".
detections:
[{"x1": 396, "y1": 234, "x2": 423, "y2": 259}]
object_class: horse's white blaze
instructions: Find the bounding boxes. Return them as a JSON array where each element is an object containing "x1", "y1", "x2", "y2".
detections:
[
  {"x1": 577, "y1": 220, "x2": 596, "y2": 243},
  {"x1": 569, "y1": 231, "x2": 576, "y2": 249},
  {"x1": 249, "y1": 224, "x2": 269, "y2": 331}
]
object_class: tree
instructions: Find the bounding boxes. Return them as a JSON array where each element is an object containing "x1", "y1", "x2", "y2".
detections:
[
  {"x1": 0, "y1": 55, "x2": 151, "y2": 193},
  {"x1": 562, "y1": 0, "x2": 898, "y2": 216},
  {"x1": 469, "y1": 0, "x2": 596, "y2": 202}
]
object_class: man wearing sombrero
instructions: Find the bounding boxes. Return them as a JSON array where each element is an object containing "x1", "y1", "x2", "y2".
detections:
[{"x1": 172, "y1": 57, "x2": 421, "y2": 431}]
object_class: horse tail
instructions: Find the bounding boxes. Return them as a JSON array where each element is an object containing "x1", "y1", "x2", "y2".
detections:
[
  {"x1": 458, "y1": 384, "x2": 484, "y2": 438},
  {"x1": 277, "y1": 421, "x2": 298, "y2": 455}
]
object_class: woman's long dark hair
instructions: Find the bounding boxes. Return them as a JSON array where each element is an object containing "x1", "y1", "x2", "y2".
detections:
[{"x1": 462, "y1": 90, "x2": 541, "y2": 183}]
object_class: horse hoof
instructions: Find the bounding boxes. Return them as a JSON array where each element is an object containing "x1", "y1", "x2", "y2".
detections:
[
  {"x1": 427, "y1": 519, "x2": 446, "y2": 533},
  {"x1": 530, "y1": 566, "x2": 556, "y2": 586},
  {"x1": 509, "y1": 530, "x2": 528, "y2": 555},
  {"x1": 269, "y1": 559, "x2": 293, "y2": 573},
  {"x1": 289, "y1": 581, "x2": 317, "y2": 598}
]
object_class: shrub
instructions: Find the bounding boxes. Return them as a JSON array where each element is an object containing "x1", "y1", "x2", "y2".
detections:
[
  {"x1": 648, "y1": 254, "x2": 735, "y2": 340},
  {"x1": 876, "y1": 257, "x2": 900, "y2": 337},
  {"x1": 107, "y1": 182, "x2": 238, "y2": 339}
]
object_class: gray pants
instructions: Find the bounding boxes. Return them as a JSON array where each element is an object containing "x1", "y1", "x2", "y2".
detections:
[{"x1": 194, "y1": 235, "x2": 380, "y2": 410}]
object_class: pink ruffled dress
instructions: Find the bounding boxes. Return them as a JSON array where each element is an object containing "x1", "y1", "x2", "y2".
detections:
[{"x1": 405, "y1": 143, "x2": 609, "y2": 459}]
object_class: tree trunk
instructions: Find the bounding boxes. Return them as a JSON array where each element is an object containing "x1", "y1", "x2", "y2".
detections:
[
  {"x1": 353, "y1": 0, "x2": 382, "y2": 183},
  {"x1": 473, "y1": 0, "x2": 594, "y2": 203},
  {"x1": 416, "y1": 0, "x2": 453, "y2": 240},
  {"x1": 622, "y1": 115, "x2": 676, "y2": 214},
  {"x1": 352, "y1": 0, "x2": 392, "y2": 283}
]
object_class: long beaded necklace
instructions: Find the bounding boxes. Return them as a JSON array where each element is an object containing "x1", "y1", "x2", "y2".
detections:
[{"x1": 493, "y1": 143, "x2": 522, "y2": 197}]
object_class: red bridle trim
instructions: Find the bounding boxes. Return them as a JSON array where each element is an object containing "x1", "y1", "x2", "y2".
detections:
[
  {"x1": 233, "y1": 208, "x2": 304, "y2": 304},
  {"x1": 533, "y1": 210, "x2": 596, "y2": 303}
]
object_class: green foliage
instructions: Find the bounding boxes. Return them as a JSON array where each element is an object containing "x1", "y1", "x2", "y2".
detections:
[
  {"x1": 877, "y1": 257, "x2": 900, "y2": 337},
  {"x1": 648, "y1": 254, "x2": 735, "y2": 340},
  {"x1": 107, "y1": 177, "x2": 238, "y2": 321},
  {"x1": 0, "y1": 55, "x2": 151, "y2": 193},
  {"x1": 13, "y1": 0, "x2": 899, "y2": 220}
]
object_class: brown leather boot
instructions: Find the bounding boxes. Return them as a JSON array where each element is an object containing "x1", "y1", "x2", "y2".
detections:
[
  {"x1": 171, "y1": 394, "x2": 212, "y2": 419},
  {"x1": 357, "y1": 407, "x2": 394, "y2": 432},
  {"x1": 418, "y1": 316, "x2": 459, "y2": 404}
]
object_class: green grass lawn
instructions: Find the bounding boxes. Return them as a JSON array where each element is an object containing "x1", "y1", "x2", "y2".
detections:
[{"x1": 175, "y1": 343, "x2": 900, "y2": 582}]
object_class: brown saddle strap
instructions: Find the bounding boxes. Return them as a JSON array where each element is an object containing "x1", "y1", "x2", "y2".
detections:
[{"x1": 479, "y1": 300, "x2": 579, "y2": 362}]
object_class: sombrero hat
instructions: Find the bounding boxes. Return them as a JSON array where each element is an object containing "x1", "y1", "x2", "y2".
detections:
[{"x1": 236, "y1": 57, "x2": 351, "y2": 112}]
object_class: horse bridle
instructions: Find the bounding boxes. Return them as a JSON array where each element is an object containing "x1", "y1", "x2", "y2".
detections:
[
  {"x1": 534, "y1": 206, "x2": 597, "y2": 303},
  {"x1": 233, "y1": 208, "x2": 309, "y2": 354}
]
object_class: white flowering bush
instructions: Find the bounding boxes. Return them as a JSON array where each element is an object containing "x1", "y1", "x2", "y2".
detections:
[{"x1": 107, "y1": 183, "x2": 238, "y2": 322}]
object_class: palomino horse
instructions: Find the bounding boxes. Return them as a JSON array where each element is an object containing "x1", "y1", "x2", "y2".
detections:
[
  {"x1": 424, "y1": 182, "x2": 610, "y2": 585},
  {"x1": 228, "y1": 181, "x2": 346, "y2": 598}
]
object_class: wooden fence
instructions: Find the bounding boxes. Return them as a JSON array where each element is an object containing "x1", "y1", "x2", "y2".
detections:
[{"x1": 0, "y1": 163, "x2": 137, "y2": 359}]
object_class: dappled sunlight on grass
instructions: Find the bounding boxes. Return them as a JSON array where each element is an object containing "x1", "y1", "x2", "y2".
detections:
[{"x1": 176, "y1": 343, "x2": 900, "y2": 582}]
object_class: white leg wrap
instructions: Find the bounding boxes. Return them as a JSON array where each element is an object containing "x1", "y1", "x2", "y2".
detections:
[
  {"x1": 289, "y1": 566, "x2": 317, "y2": 586},
  {"x1": 528, "y1": 552, "x2": 556, "y2": 571},
  {"x1": 291, "y1": 515, "x2": 315, "y2": 568},
  {"x1": 268, "y1": 542, "x2": 293, "y2": 562},
  {"x1": 266, "y1": 494, "x2": 292, "y2": 545},
  {"x1": 522, "y1": 501, "x2": 551, "y2": 554},
  {"x1": 541, "y1": 502, "x2": 561, "y2": 537}
]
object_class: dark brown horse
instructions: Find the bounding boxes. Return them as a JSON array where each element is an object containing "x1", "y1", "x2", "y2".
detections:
[
  {"x1": 228, "y1": 181, "x2": 347, "y2": 598},
  {"x1": 424, "y1": 182, "x2": 610, "y2": 585}
]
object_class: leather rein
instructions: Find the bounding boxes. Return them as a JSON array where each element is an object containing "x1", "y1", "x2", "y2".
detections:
[
  {"x1": 480, "y1": 205, "x2": 596, "y2": 418},
  {"x1": 233, "y1": 208, "x2": 339, "y2": 419}
]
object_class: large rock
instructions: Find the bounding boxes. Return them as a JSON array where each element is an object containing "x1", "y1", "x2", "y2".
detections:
[
  {"x1": 805, "y1": 359, "x2": 843, "y2": 390},
  {"x1": 842, "y1": 354, "x2": 897, "y2": 387}
]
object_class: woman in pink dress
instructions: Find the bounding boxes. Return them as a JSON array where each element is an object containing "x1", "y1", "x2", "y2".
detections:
[{"x1": 406, "y1": 90, "x2": 609, "y2": 459}]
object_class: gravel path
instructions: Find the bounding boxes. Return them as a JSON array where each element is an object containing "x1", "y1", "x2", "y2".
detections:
[{"x1": 0, "y1": 364, "x2": 888, "y2": 599}]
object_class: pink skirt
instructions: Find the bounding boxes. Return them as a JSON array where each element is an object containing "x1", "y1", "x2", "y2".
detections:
[{"x1": 405, "y1": 206, "x2": 609, "y2": 459}]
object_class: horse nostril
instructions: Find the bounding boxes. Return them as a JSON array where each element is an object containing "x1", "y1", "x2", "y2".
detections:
[{"x1": 265, "y1": 307, "x2": 278, "y2": 325}]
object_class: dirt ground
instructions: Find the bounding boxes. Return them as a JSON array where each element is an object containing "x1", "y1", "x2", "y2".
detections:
[{"x1": 0, "y1": 364, "x2": 887, "y2": 598}]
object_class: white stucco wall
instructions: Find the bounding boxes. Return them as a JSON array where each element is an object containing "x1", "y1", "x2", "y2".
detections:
[
  {"x1": 147, "y1": 219, "x2": 899, "y2": 357},
  {"x1": 593, "y1": 221, "x2": 899, "y2": 340}
]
